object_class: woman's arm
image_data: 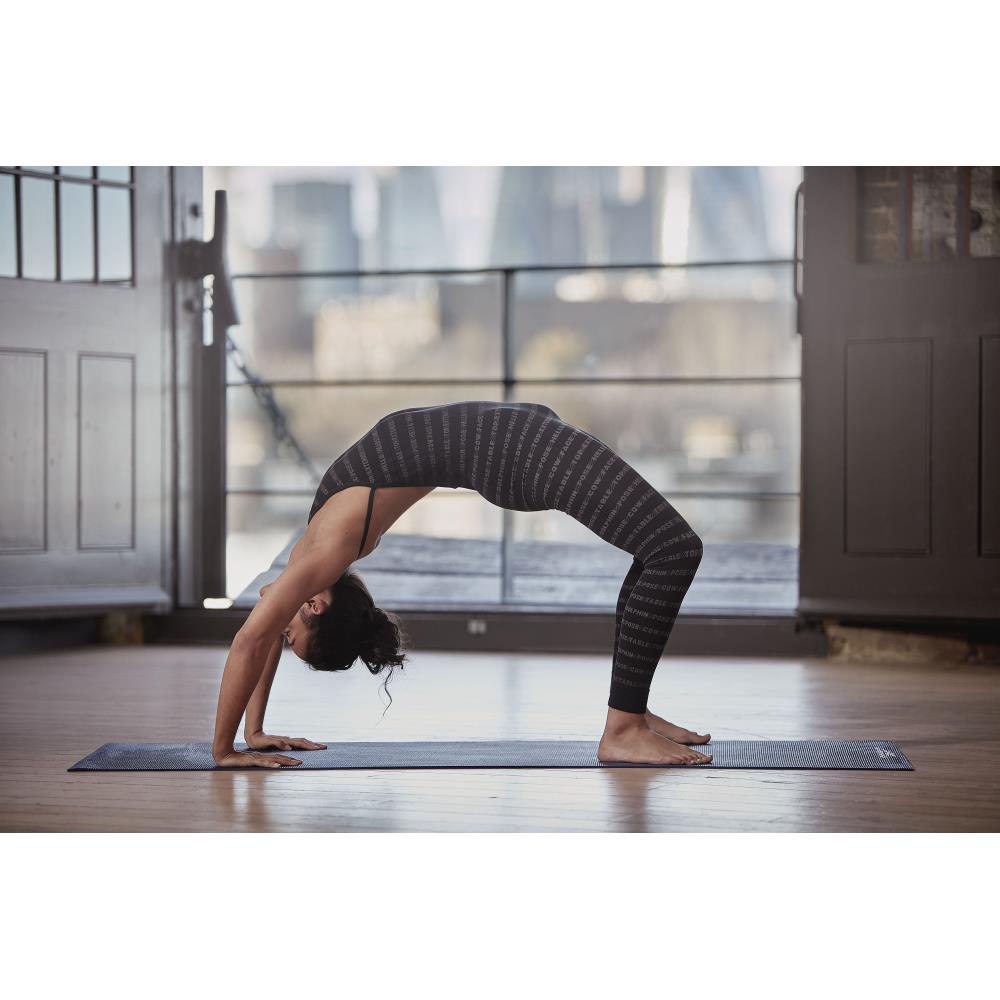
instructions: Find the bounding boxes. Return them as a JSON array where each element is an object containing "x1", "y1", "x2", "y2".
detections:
[
  {"x1": 243, "y1": 634, "x2": 282, "y2": 739},
  {"x1": 211, "y1": 539, "x2": 352, "y2": 766},
  {"x1": 238, "y1": 535, "x2": 318, "y2": 744},
  {"x1": 241, "y1": 634, "x2": 328, "y2": 753},
  {"x1": 212, "y1": 632, "x2": 296, "y2": 767}
]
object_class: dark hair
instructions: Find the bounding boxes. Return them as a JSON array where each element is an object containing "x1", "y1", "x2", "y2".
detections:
[{"x1": 303, "y1": 569, "x2": 408, "y2": 712}]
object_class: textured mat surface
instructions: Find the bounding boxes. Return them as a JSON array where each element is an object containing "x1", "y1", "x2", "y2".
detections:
[{"x1": 68, "y1": 739, "x2": 914, "y2": 771}]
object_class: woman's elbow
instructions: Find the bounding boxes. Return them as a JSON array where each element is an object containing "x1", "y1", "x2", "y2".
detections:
[{"x1": 231, "y1": 627, "x2": 273, "y2": 657}]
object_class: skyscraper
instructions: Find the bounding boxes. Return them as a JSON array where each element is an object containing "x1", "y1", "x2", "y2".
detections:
[
  {"x1": 271, "y1": 179, "x2": 360, "y2": 304},
  {"x1": 374, "y1": 166, "x2": 449, "y2": 271},
  {"x1": 685, "y1": 167, "x2": 770, "y2": 261},
  {"x1": 489, "y1": 166, "x2": 585, "y2": 267}
]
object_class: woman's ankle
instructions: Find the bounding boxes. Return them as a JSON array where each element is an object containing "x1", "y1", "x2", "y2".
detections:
[{"x1": 603, "y1": 706, "x2": 649, "y2": 735}]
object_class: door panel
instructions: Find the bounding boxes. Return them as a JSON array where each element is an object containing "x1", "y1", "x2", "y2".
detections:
[
  {"x1": 0, "y1": 349, "x2": 46, "y2": 551},
  {"x1": 78, "y1": 352, "x2": 135, "y2": 549},
  {"x1": 983, "y1": 334, "x2": 1000, "y2": 556},
  {"x1": 0, "y1": 167, "x2": 173, "y2": 614},
  {"x1": 844, "y1": 338, "x2": 931, "y2": 555},
  {"x1": 800, "y1": 166, "x2": 1000, "y2": 622}
]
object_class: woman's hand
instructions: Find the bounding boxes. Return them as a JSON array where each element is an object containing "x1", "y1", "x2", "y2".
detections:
[
  {"x1": 213, "y1": 748, "x2": 304, "y2": 769},
  {"x1": 245, "y1": 732, "x2": 328, "y2": 752}
]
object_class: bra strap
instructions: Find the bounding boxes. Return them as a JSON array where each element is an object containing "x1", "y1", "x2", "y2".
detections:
[{"x1": 358, "y1": 486, "x2": 376, "y2": 557}]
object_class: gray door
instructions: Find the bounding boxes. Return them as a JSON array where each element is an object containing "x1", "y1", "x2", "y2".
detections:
[
  {"x1": 799, "y1": 166, "x2": 1000, "y2": 622},
  {"x1": 0, "y1": 167, "x2": 173, "y2": 614}
]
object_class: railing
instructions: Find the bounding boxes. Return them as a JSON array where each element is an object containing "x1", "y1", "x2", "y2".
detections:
[{"x1": 223, "y1": 258, "x2": 799, "y2": 604}]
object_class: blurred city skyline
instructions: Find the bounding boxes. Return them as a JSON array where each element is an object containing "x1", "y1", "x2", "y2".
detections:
[{"x1": 206, "y1": 166, "x2": 802, "y2": 273}]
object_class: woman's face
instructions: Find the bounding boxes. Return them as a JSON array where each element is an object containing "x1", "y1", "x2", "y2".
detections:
[{"x1": 258, "y1": 582, "x2": 331, "y2": 660}]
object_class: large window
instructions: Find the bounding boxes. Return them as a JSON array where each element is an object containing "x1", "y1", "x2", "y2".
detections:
[{"x1": 211, "y1": 167, "x2": 802, "y2": 613}]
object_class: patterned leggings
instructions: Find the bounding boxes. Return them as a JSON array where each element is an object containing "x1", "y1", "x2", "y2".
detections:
[{"x1": 473, "y1": 405, "x2": 705, "y2": 714}]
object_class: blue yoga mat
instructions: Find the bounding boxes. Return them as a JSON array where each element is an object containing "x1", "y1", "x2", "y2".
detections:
[{"x1": 68, "y1": 738, "x2": 914, "y2": 771}]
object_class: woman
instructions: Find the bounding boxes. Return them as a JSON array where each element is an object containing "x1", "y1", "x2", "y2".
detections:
[{"x1": 212, "y1": 401, "x2": 712, "y2": 768}]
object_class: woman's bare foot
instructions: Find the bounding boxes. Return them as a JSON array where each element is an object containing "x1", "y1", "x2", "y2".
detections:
[
  {"x1": 597, "y1": 708, "x2": 712, "y2": 765},
  {"x1": 644, "y1": 709, "x2": 711, "y2": 745}
]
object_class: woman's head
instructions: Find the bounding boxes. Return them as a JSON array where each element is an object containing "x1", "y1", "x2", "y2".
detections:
[{"x1": 284, "y1": 570, "x2": 408, "y2": 709}]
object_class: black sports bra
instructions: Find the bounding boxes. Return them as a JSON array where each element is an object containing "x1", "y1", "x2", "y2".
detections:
[{"x1": 358, "y1": 486, "x2": 376, "y2": 558}]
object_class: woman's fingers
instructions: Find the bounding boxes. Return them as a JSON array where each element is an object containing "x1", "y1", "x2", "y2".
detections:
[
  {"x1": 245, "y1": 755, "x2": 280, "y2": 768},
  {"x1": 215, "y1": 750, "x2": 301, "y2": 768},
  {"x1": 271, "y1": 735, "x2": 327, "y2": 750},
  {"x1": 247, "y1": 751, "x2": 301, "y2": 767},
  {"x1": 248, "y1": 735, "x2": 326, "y2": 753}
]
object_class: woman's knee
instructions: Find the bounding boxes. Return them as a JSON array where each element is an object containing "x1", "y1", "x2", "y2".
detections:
[
  {"x1": 688, "y1": 531, "x2": 704, "y2": 566},
  {"x1": 641, "y1": 520, "x2": 703, "y2": 568}
]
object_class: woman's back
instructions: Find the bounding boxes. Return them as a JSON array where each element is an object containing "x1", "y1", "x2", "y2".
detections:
[{"x1": 308, "y1": 400, "x2": 561, "y2": 523}]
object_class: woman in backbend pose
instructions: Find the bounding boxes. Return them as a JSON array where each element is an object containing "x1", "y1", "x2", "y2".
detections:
[{"x1": 212, "y1": 401, "x2": 712, "y2": 768}]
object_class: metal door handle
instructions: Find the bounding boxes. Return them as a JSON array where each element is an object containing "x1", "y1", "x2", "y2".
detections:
[
  {"x1": 793, "y1": 180, "x2": 804, "y2": 334},
  {"x1": 177, "y1": 189, "x2": 240, "y2": 332}
]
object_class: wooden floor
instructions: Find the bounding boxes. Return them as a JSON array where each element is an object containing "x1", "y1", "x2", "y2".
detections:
[{"x1": 0, "y1": 644, "x2": 997, "y2": 832}]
